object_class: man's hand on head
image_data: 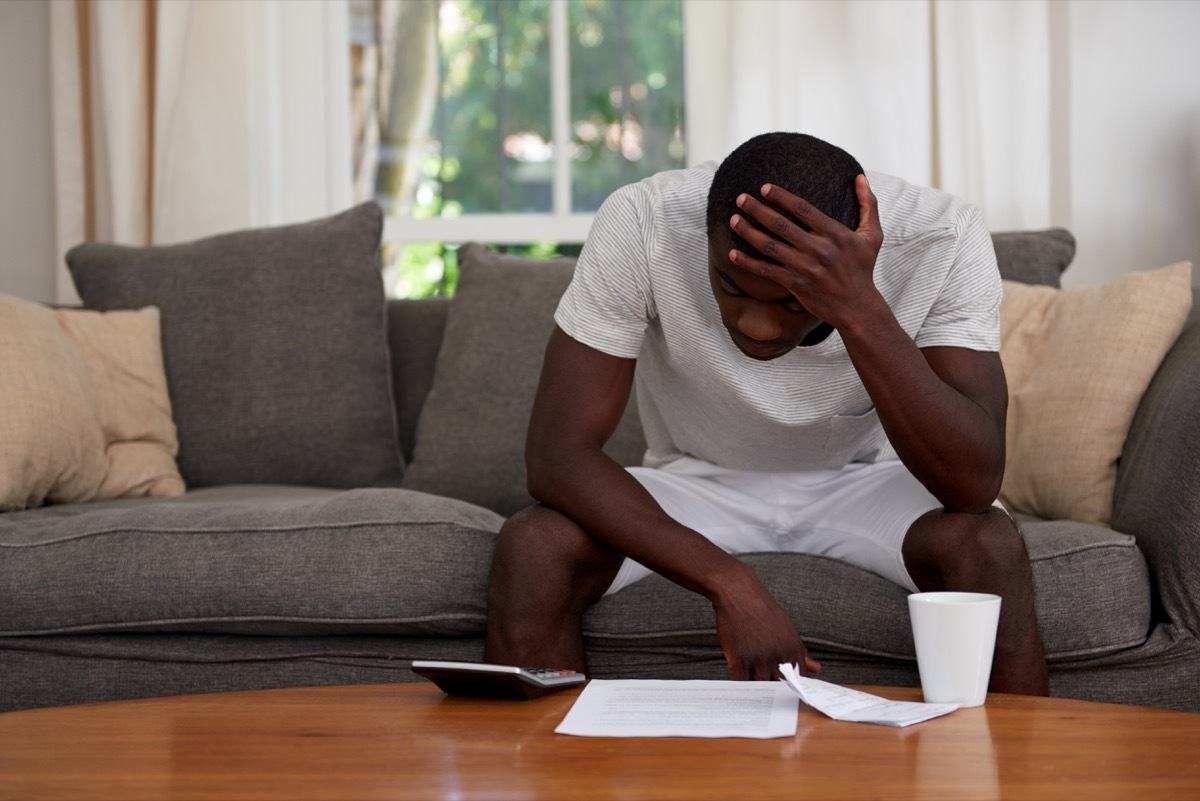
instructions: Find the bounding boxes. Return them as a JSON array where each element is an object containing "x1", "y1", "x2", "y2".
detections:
[{"x1": 727, "y1": 174, "x2": 885, "y2": 332}]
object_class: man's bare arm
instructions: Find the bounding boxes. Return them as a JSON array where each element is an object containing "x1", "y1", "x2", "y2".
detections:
[{"x1": 525, "y1": 327, "x2": 820, "y2": 679}]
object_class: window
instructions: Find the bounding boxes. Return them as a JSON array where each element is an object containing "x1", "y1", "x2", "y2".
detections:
[{"x1": 350, "y1": 0, "x2": 685, "y2": 297}]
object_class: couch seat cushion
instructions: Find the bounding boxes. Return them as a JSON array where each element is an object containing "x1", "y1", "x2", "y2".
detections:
[
  {"x1": 583, "y1": 519, "x2": 1151, "y2": 664},
  {"x1": 0, "y1": 486, "x2": 502, "y2": 637}
]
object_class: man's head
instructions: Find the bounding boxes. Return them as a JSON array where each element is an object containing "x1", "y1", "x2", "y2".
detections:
[
  {"x1": 705, "y1": 132, "x2": 864, "y2": 360},
  {"x1": 706, "y1": 132, "x2": 864, "y2": 251}
]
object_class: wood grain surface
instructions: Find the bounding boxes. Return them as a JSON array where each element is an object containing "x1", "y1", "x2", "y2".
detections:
[{"x1": 2, "y1": 682, "x2": 1198, "y2": 800}]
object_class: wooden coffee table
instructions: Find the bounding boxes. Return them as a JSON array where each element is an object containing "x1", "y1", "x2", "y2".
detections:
[{"x1": 2, "y1": 682, "x2": 1198, "y2": 800}]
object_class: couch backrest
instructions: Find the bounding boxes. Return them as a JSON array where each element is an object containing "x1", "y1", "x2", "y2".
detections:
[{"x1": 386, "y1": 297, "x2": 450, "y2": 464}]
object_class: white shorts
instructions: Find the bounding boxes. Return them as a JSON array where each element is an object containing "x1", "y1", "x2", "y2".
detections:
[{"x1": 606, "y1": 457, "x2": 954, "y2": 595}]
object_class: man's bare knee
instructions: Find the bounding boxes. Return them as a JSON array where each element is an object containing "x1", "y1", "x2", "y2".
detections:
[
  {"x1": 488, "y1": 504, "x2": 624, "y2": 619},
  {"x1": 904, "y1": 508, "x2": 1047, "y2": 695},
  {"x1": 903, "y1": 508, "x2": 1030, "y2": 592},
  {"x1": 485, "y1": 504, "x2": 623, "y2": 670},
  {"x1": 491, "y1": 505, "x2": 621, "y2": 596}
]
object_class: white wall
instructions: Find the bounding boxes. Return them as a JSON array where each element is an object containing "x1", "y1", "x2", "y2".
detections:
[
  {"x1": 1062, "y1": 0, "x2": 1200, "y2": 288},
  {"x1": 0, "y1": 0, "x2": 56, "y2": 303}
]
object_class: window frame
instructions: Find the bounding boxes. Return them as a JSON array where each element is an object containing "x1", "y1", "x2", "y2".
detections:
[{"x1": 380, "y1": 0, "x2": 597, "y2": 251}]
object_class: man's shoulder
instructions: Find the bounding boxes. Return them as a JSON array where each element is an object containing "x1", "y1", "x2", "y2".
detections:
[
  {"x1": 643, "y1": 161, "x2": 717, "y2": 194},
  {"x1": 866, "y1": 170, "x2": 976, "y2": 245},
  {"x1": 590, "y1": 164, "x2": 711, "y2": 264},
  {"x1": 609, "y1": 162, "x2": 715, "y2": 218}
]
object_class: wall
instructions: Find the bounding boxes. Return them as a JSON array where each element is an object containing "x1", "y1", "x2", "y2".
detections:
[
  {"x1": 0, "y1": 0, "x2": 56, "y2": 303},
  {"x1": 1063, "y1": 0, "x2": 1200, "y2": 288}
]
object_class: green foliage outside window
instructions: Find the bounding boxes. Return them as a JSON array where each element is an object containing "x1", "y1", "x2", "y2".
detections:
[
  {"x1": 378, "y1": 0, "x2": 684, "y2": 298},
  {"x1": 386, "y1": 240, "x2": 582, "y2": 299}
]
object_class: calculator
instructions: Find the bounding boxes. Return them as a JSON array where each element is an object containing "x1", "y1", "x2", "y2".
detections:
[{"x1": 411, "y1": 660, "x2": 586, "y2": 700}]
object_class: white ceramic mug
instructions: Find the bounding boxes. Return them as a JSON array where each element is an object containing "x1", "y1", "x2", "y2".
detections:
[{"x1": 907, "y1": 591, "x2": 1002, "y2": 707}]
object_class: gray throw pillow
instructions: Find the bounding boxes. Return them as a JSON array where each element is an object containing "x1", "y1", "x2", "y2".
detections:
[
  {"x1": 66, "y1": 202, "x2": 404, "y2": 490},
  {"x1": 991, "y1": 228, "x2": 1076, "y2": 288},
  {"x1": 402, "y1": 243, "x2": 644, "y2": 517}
]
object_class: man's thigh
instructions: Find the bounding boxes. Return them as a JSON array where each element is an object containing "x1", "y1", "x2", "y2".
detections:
[{"x1": 607, "y1": 458, "x2": 950, "y2": 594}]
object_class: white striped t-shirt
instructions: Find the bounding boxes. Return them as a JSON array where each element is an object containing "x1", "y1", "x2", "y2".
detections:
[{"x1": 555, "y1": 162, "x2": 1001, "y2": 472}]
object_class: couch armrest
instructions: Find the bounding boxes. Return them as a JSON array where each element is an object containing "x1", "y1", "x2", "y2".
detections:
[{"x1": 1113, "y1": 314, "x2": 1200, "y2": 633}]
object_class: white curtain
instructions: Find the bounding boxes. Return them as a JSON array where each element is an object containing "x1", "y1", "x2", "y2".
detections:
[
  {"x1": 684, "y1": 0, "x2": 1055, "y2": 232},
  {"x1": 50, "y1": 0, "x2": 353, "y2": 304}
]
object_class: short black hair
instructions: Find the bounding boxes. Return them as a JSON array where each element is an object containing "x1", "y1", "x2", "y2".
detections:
[{"x1": 706, "y1": 132, "x2": 864, "y2": 254}]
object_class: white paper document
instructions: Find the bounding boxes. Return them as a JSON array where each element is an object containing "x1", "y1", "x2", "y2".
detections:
[
  {"x1": 778, "y1": 663, "x2": 959, "y2": 727},
  {"x1": 554, "y1": 679, "x2": 800, "y2": 739}
]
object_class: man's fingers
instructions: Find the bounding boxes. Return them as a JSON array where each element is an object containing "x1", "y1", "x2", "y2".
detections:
[
  {"x1": 855, "y1": 173, "x2": 883, "y2": 239},
  {"x1": 732, "y1": 651, "x2": 820, "y2": 681},
  {"x1": 730, "y1": 203, "x2": 831, "y2": 279},
  {"x1": 784, "y1": 652, "x2": 821, "y2": 677},
  {"x1": 755, "y1": 664, "x2": 778, "y2": 682},
  {"x1": 760, "y1": 183, "x2": 837, "y2": 235},
  {"x1": 726, "y1": 653, "x2": 749, "y2": 681},
  {"x1": 727, "y1": 246, "x2": 796, "y2": 291},
  {"x1": 735, "y1": 193, "x2": 811, "y2": 249},
  {"x1": 729, "y1": 213, "x2": 791, "y2": 265}
]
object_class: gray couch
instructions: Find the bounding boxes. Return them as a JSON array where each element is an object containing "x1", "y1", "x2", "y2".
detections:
[{"x1": 3, "y1": 203, "x2": 1198, "y2": 713}]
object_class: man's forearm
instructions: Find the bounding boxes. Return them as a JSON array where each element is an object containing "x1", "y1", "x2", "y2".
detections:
[
  {"x1": 523, "y1": 328, "x2": 747, "y2": 600},
  {"x1": 526, "y1": 445, "x2": 751, "y2": 601},
  {"x1": 837, "y1": 294, "x2": 1005, "y2": 512}
]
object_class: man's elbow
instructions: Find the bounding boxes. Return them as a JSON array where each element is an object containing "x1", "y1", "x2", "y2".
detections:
[
  {"x1": 525, "y1": 472, "x2": 561, "y2": 509},
  {"x1": 524, "y1": 439, "x2": 590, "y2": 508},
  {"x1": 524, "y1": 448, "x2": 561, "y2": 506},
  {"x1": 937, "y1": 467, "x2": 1004, "y2": 514}
]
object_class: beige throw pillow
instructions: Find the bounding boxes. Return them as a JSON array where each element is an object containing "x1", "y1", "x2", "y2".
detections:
[
  {"x1": 0, "y1": 293, "x2": 185, "y2": 510},
  {"x1": 999, "y1": 262, "x2": 1193, "y2": 525}
]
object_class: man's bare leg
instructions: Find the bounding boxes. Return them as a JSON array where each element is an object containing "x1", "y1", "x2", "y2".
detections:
[
  {"x1": 903, "y1": 508, "x2": 1049, "y2": 696},
  {"x1": 485, "y1": 504, "x2": 625, "y2": 672}
]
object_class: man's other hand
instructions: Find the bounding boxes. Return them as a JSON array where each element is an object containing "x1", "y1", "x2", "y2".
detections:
[{"x1": 710, "y1": 564, "x2": 821, "y2": 680}]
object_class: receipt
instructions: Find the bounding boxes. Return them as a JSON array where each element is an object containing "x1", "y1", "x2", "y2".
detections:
[{"x1": 779, "y1": 663, "x2": 959, "y2": 727}]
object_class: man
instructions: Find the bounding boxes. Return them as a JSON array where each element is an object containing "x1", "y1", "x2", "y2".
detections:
[{"x1": 484, "y1": 132, "x2": 1049, "y2": 695}]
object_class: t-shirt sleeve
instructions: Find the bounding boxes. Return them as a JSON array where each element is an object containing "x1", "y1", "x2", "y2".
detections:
[
  {"x1": 554, "y1": 184, "x2": 654, "y2": 359},
  {"x1": 913, "y1": 205, "x2": 1002, "y2": 352}
]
